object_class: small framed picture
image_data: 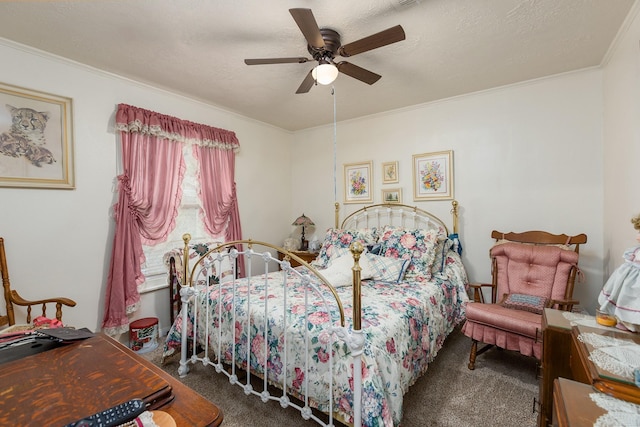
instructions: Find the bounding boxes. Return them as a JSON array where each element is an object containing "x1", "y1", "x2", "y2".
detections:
[
  {"x1": 382, "y1": 161, "x2": 399, "y2": 184},
  {"x1": 412, "y1": 150, "x2": 454, "y2": 201},
  {"x1": 0, "y1": 82, "x2": 75, "y2": 189},
  {"x1": 344, "y1": 161, "x2": 373, "y2": 204},
  {"x1": 382, "y1": 188, "x2": 402, "y2": 204}
]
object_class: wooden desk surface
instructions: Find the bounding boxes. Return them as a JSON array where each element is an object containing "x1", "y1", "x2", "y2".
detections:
[{"x1": 0, "y1": 333, "x2": 222, "y2": 427}]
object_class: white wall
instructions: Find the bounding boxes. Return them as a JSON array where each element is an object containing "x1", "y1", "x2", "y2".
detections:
[
  {"x1": 0, "y1": 40, "x2": 293, "y2": 337},
  {"x1": 292, "y1": 71, "x2": 606, "y2": 312},
  {"x1": 603, "y1": 3, "x2": 640, "y2": 277}
]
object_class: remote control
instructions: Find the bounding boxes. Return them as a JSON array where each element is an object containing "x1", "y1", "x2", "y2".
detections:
[{"x1": 64, "y1": 398, "x2": 146, "y2": 427}]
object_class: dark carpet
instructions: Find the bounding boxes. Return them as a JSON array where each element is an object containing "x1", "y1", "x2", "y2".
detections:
[{"x1": 143, "y1": 327, "x2": 538, "y2": 427}]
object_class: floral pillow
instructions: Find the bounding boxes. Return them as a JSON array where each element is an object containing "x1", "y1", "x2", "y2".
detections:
[
  {"x1": 378, "y1": 226, "x2": 443, "y2": 282},
  {"x1": 311, "y1": 228, "x2": 378, "y2": 269}
]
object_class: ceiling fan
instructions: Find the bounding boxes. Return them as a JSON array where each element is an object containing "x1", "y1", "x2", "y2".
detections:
[{"x1": 244, "y1": 8, "x2": 406, "y2": 94}]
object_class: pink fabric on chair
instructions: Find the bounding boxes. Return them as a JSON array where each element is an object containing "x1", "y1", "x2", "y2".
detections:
[
  {"x1": 463, "y1": 242, "x2": 579, "y2": 361},
  {"x1": 492, "y1": 243, "x2": 579, "y2": 302},
  {"x1": 465, "y1": 303, "x2": 541, "y2": 338},
  {"x1": 462, "y1": 319, "x2": 541, "y2": 358}
]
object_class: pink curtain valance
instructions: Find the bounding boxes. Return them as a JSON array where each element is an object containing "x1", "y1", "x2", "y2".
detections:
[{"x1": 115, "y1": 103, "x2": 240, "y2": 152}]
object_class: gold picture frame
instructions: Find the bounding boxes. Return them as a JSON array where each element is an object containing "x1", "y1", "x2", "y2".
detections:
[
  {"x1": 412, "y1": 150, "x2": 453, "y2": 201},
  {"x1": 344, "y1": 161, "x2": 373, "y2": 204},
  {"x1": 382, "y1": 161, "x2": 399, "y2": 184},
  {"x1": 0, "y1": 82, "x2": 75, "y2": 189},
  {"x1": 382, "y1": 188, "x2": 402, "y2": 204}
]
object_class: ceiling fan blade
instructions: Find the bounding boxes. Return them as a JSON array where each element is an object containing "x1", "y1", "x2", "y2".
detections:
[
  {"x1": 245, "y1": 57, "x2": 311, "y2": 65},
  {"x1": 338, "y1": 25, "x2": 406, "y2": 57},
  {"x1": 296, "y1": 70, "x2": 316, "y2": 94},
  {"x1": 289, "y1": 8, "x2": 325, "y2": 49},
  {"x1": 336, "y1": 62, "x2": 381, "y2": 85}
]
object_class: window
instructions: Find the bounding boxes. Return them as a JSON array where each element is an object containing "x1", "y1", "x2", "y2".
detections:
[{"x1": 139, "y1": 146, "x2": 223, "y2": 293}]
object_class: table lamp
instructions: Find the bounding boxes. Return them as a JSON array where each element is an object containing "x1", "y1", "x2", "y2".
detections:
[{"x1": 292, "y1": 214, "x2": 314, "y2": 251}]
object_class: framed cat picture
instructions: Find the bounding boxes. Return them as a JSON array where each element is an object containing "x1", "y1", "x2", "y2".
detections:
[{"x1": 0, "y1": 82, "x2": 75, "y2": 189}]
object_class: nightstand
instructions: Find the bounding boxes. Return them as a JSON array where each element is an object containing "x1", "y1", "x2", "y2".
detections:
[{"x1": 278, "y1": 250, "x2": 318, "y2": 268}]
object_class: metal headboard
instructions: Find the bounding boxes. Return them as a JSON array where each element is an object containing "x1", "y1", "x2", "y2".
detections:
[{"x1": 338, "y1": 201, "x2": 459, "y2": 235}]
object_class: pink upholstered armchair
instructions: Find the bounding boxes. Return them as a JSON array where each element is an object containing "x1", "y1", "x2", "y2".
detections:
[{"x1": 462, "y1": 230, "x2": 587, "y2": 370}]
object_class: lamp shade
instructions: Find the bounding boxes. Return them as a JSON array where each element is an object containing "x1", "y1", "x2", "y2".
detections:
[
  {"x1": 292, "y1": 214, "x2": 315, "y2": 227},
  {"x1": 311, "y1": 63, "x2": 339, "y2": 85}
]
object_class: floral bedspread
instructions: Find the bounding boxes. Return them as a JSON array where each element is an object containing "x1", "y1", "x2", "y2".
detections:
[{"x1": 164, "y1": 256, "x2": 468, "y2": 427}]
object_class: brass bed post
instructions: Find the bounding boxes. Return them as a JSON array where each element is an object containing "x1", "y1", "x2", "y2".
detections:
[
  {"x1": 350, "y1": 240, "x2": 365, "y2": 427},
  {"x1": 182, "y1": 233, "x2": 191, "y2": 286},
  {"x1": 334, "y1": 202, "x2": 340, "y2": 229},
  {"x1": 350, "y1": 241, "x2": 364, "y2": 331},
  {"x1": 178, "y1": 232, "x2": 193, "y2": 378},
  {"x1": 451, "y1": 200, "x2": 459, "y2": 234}
]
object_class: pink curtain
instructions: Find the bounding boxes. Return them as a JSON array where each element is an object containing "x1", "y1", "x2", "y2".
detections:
[
  {"x1": 102, "y1": 104, "x2": 186, "y2": 335},
  {"x1": 194, "y1": 144, "x2": 245, "y2": 276},
  {"x1": 102, "y1": 104, "x2": 242, "y2": 335}
]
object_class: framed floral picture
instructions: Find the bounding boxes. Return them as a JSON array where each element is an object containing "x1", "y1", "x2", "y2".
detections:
[
  {"x1": 0, "y1": 82, "x2": 75, "y2": 189},
  {"x1": 382, "y1": 161, "x2": 399, "y2": 184},
  {"x1": 412, "y1": 150, "x2": 454, "y2": 200},
  {"x1": 344, "y1": 161, "x2": 373, "y2": 204},
  {"x1": 382, "y1": 188, "x2": 402, "y2": 204}
]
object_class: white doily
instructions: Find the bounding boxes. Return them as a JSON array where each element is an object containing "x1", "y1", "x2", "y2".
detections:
[
  {"x1": 591, "y1": 392, "x2": 640, "y2": 427},
  {"x1": 578, "y1": 332, "x2": 640, "y2": 379},
  {"x1": 563, "y1": 311, "x2": 616, "y2": 331}
]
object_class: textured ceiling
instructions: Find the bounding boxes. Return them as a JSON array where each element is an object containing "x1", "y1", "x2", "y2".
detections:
[{"x1": 0, "y1": 0, "x2": 635, "y2": 131}]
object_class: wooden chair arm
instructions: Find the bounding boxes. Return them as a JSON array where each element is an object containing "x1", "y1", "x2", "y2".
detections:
[
  {"x1": 468, "y1": 282, "x2": 495, "y2": 303},
  {"x1": 468, "y1": 282, "x2": 494, "y2": 289},
  {"x1": 10, "y1": 290, "x2": 77, "y2": 322},
  {"x1": 549, "y1": 298, "x2": 579, "y2": 312},
  {"x1": 11, "y1": 290, "x2": 76, "y2": 307}
]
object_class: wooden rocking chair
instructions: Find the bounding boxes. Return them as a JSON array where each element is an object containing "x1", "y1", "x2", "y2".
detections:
[
  {"x1": 1, "y1": 237, "x2": 76, "y2": 327},
  {"x1": 462, "y1": 230, "x2": 587, "y2": 369}
]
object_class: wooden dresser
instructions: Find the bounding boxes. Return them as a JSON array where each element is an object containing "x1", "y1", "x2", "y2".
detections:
[{"x1": 540, "y1": 309, "x2": 640, "y2": 426}]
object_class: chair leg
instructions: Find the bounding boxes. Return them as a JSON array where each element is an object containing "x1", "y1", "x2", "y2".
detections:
[{"x1": 468, "y1": 339, "x2": 478, "y2": 370}]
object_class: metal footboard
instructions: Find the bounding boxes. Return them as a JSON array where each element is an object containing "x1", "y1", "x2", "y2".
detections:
[{"x1": 176, "y1": 234, "x2": 364, "y2": 427}]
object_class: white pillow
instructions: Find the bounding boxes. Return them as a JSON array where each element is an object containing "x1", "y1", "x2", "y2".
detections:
[
  {"x1": 319, "y1": 253, "x2": 373, "y2": 288},
  {"x1": 326, "y1": 246, "x2": 351, "y2": 266}
]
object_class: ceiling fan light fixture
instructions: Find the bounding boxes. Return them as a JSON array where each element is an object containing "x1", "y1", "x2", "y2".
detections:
[{"x1": 312, "y1": 62, "x2": 339, "y2": 85}]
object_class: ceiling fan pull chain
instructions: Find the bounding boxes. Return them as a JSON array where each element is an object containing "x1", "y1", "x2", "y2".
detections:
[{"x1": 332, "y1": 86, "x2": 337, "y2": 204}]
